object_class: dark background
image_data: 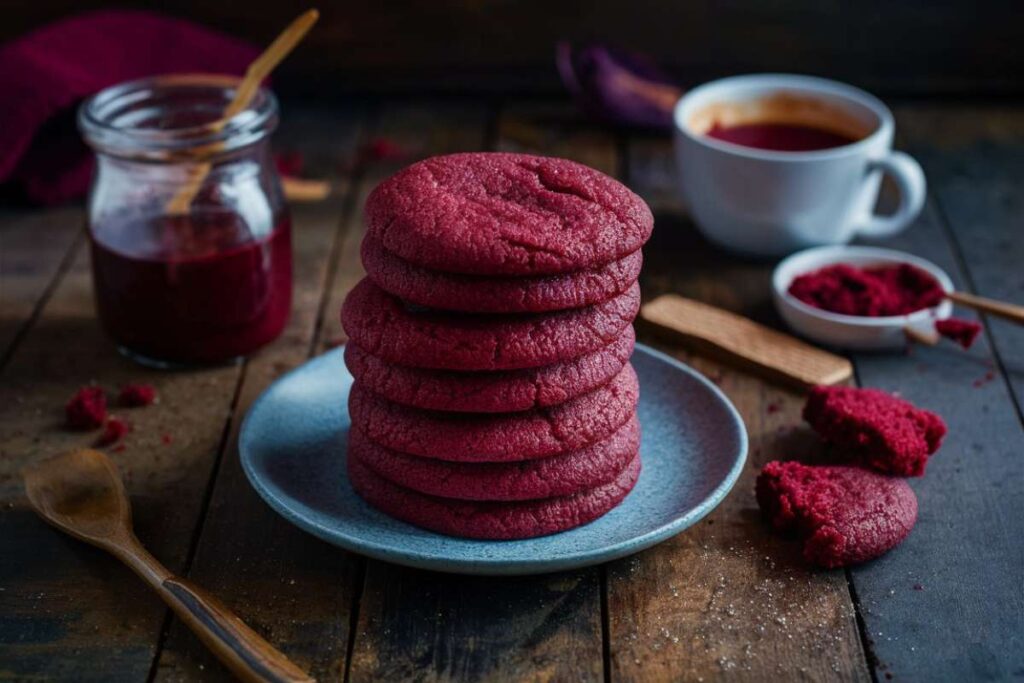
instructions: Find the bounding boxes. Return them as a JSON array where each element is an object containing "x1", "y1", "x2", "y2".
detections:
[{"x1": 3, "y1": 0, "x2": 1023, "y2": 98}]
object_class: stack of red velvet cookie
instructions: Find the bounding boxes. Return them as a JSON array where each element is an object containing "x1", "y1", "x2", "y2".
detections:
[{"x1": 340, "y1": 152, "x2": 654, "y2": 539}]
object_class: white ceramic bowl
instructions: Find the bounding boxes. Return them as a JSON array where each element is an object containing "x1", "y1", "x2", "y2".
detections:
[{"x1": 772, "y1": 246, "x2": 954, "y2": 350}]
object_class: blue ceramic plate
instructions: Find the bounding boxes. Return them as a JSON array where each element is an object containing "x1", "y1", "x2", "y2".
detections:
[{"x1": 240, "y1": 344, "x2": 747, "y2": 575}]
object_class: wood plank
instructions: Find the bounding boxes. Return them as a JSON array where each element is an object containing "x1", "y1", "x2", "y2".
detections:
[
  {"x1": 0, "y1": 244, "x2": 243, "y2": 682},
  {"x1": 840, "y1": 107, "x2": 1024, "y2": 681},
  {"x1": 606, "y1": 136, "x2": 870, "y2": 682},
  {"x1": 0, "y1": 105, "x2": 357, "y2": 681},
  {"x1": 150, "y1": 104, "x2": 366, "y2": 681},
  {"x1": 897, "y1": 105, "x2": 1024, "y2": 413},
  {"x1": 6, "y1": 2, "x2": 1024, "y2": 97},
  {"x1": 346, "y1": 101, "x2": 610, "y2": 683},
  {"x1": 0, "y1": 206, "x2": 82, "y2": 365}
]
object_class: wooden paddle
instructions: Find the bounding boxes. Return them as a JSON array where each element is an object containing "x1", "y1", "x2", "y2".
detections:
[{"x1": 641, "y1": 294, "x2": 853, "y2": 391}]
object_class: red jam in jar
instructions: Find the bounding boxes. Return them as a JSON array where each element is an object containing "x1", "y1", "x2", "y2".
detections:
[
  {"x1": 79, "y1": 75, "x2": 292, "y2": 366},
  {"x1": 90, "y1": 211, "x2": 292, "y2": 364}
]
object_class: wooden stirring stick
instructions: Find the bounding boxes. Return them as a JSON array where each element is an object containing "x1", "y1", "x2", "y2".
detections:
[
  {"x1": 166, "y1": 9, "x2": 320, "y2": 215},
  {"x1": 946, "y1": 290, "x2": 1024, "y2": 325},
  {"x1": 23, "y1": 450, "x2": 314, "y2": 683},
  {"x1": 641, "y1": 294, "x2": 853, "y2": 391}
]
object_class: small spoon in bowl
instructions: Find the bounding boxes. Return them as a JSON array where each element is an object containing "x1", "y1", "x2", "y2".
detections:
[{"x1": 23, "y1": 449, "x2": 314, "y2": 683}]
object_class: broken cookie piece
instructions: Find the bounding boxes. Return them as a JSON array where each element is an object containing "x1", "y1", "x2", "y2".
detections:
[
  {"x1": 757, "y1": 461, "x2": 918, "y2": 568},
  {"x1": 803, "y1": 385, "x2": 946, "y2": 476}
]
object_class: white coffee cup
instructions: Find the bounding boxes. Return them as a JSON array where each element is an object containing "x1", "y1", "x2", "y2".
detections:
[{"x1": 672, "y1": 74, "x2": 925, "y2": 257}]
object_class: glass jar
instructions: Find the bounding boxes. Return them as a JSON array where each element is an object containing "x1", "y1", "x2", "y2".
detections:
[{"x1": 78, "y1": 74, "x2": 292, "y2": 367}]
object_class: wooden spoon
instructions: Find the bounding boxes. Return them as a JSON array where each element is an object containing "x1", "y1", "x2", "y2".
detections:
[
  {"x1": 946, "y1": 290, "x2": 1024, "y2": 325},
  {"x1": 23, "y1": 449, "x2": 314, "y2": 683},
  {"x1": 166, "y1": 9, "x2": 320, "y2": 215}
]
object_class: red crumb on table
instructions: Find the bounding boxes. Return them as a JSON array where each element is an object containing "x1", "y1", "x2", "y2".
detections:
[
  {"x1": 935, "y1": 318, "x2": 982, "y2": 349},
  {"x1": 973, "y1": 371, "x2": 996, "y2": 388},
  {"x1": 95, "y1": 417, "x2": 130, "y2": 446},
  {"x1": 65, "y1": 387, "x2": 107, "y2": 430},
  {"x1": 161, "y1": 433, "x2": 173, "y2": 445},
  {"x1": 346, "y1": 137, "x2": 411, "y2": 172},
  {"x1": 360, "y1": 137, "x2": 408, "y2": 163},
  {"x1": 803, "y1": 385, "x2": 946, "y2": 477},
  {"x1": 119, "y1": 383, "x2": 157, "y2": 407},
  {"x1": 788, "y1": 263, "x2": 945, "y2": 317},
  {"x1": 274, "y1": 151, "x2": 305, "y2": 177},
  {"x1": 756, "y1": 461, "x2": 918, "y2": 568}
]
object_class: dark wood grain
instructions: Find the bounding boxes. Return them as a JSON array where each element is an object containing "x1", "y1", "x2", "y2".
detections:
[
  {"x1": 3, "y1": 1, "x2": 1023, "y2": 97},
  {"x1": 346, "y1": 101, "x2": 616, "y2": 683},
  {"x1": 0, "y1": 245, "x2": 243, "y2": 681},
  {"x1": 841, "y1": 108, "x2": 1024, "y2": 682},
  {"x1": 0, "y1": 206, "x2": 82, "y2": 366},
  {"x1": 1, "y1": 98, "x2": 1022, "y2": 682},
  {"x1": 897, "y1": 105, "x2": 1024, "y2": 414},
  {"x1": 606, "y1": 136, "x2": 870, "y2": 682},
  {"x1": 150, "y1": 104, "x2": 365, "y2": 682}
]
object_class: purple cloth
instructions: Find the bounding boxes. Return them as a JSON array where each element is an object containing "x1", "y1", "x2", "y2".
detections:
[{"x1": 0, "y1": 10, "x2": 258, "y2": 204}]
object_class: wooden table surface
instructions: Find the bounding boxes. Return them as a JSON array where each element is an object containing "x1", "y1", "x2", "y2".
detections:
[{"x1": 1, "y1": 98, "x2": 1021, "y2": 682}]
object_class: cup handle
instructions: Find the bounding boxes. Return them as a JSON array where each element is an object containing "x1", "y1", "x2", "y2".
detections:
[{"x1": 855, "y1": 151, "x2": 927, "y2": 237}]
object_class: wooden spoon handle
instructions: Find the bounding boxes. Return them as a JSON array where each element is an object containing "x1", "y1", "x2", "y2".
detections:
[
  {"x1": 165, "y1": 9, "x2": 319, "y2": 215},
  {"x1": 159, "y1": 577, "x2": 314, "y2": 683},
  {"x1": 947, "y1": 290, "x2": 1024, "y2": 325},
  {"x1": 116, "y1": 541, "x2": 313, "y2": 682}
]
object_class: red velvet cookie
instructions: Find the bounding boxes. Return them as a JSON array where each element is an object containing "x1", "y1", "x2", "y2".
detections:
[
  {"x1": 364, "y1": 152, "x2": 654, "y2": 276},
  {"x1": 349, "y1": 413, "x2": 640, "y2": 501},
  {"x1": 348, "y1": 450, "x2": 641, "y2": 539},
  {"x1": 349, "y1": 363, "x2": 639, "y2": 462},
  {"x1": 341, "y1": 278, "x2": 640, "y2": 371},
  {"x1": 803, "y1": 385, "x2": 946, "y2": 477},
  {"x1": 756, "y1": 461, "x2": 918, "y2": 568},
  {"x1": 361, "y1": 234, "x2": 643, "y2": 313},
  {"x1": 343, "y1": 326, "x2": 634, "y2": 413}
]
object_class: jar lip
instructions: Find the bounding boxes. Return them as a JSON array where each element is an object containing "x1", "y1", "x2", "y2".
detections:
[{"x1": 78, "y1": 74, "x2": 278, "y2": 160}]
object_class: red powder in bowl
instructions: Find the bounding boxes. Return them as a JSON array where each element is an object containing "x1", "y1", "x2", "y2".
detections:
[{"x1": 788, "y1": 263, "x2": 945, "y2": 317}]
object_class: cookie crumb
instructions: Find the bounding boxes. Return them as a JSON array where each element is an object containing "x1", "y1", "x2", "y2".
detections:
[
  {"x1": 803, "y1": 385, "x2": 946, "y2": 477},
  {"x1": 935, "y1": 318, "x2": 981, "y2": 349},
  {"x1": 973, "y1": 371, "x2": 996, "y2": 388},
  {"x1": 119, "y1": 384, "x2": 157, "y2": 407},
  {"x1": 66, "y1": 387, "x2": 107, "y2": 430},
  {"x1": 96, "y1": 417, "x2": 130, "y2": 446}
]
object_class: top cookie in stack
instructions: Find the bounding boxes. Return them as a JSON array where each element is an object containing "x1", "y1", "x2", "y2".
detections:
[{"x1": 342, "y1": 152, "x2": 653, "y2": 540}]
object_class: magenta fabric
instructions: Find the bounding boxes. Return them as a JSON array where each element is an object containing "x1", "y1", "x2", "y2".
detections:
[{"x1": 0, "y1": 10, "x2": 258, "y2": 204}]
